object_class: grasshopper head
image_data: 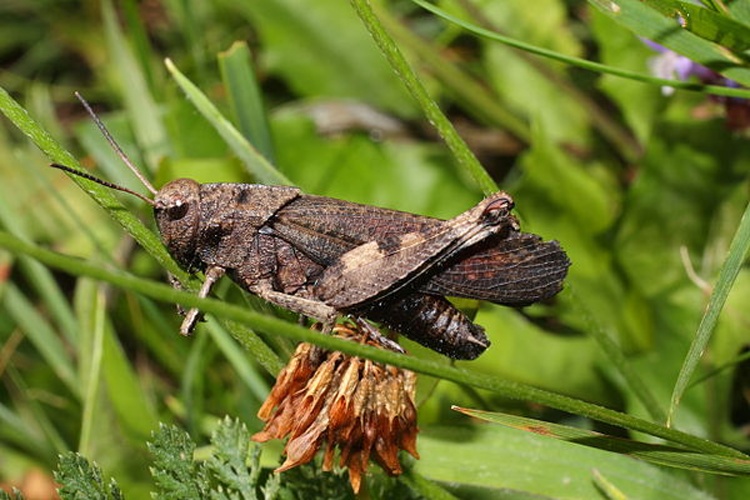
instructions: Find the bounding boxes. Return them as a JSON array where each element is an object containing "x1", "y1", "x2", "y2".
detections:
[
  {"x1": 52, "y1": 94, "x2": 205, "y2": 271},
  {"x1": 154, "y1": 178, "x2": 202, "y2": 269}
]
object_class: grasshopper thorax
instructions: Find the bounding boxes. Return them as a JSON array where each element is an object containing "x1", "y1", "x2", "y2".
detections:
[{"x1": 154, "y1": 178, "x2": 202, "y2": 269}]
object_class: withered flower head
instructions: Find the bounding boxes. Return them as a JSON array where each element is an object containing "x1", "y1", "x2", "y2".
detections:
[{"x1": 252, "y1": 322, "x2": 419, "y2": 493}]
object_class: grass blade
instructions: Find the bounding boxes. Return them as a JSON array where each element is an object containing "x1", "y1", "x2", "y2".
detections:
[
  {"x1": 3, "y1": 283, "x2": 79, "y2": 397},
  {"x1": 103, "y1": 0, "x2": 171, "y2": 171},
  {"x1": 218, "y1": 41, "x2": 275, "y2": 162},
  {"x1": 415, "y1": 0, "x2": 750, "y2": 98},
  {"x1": 0, "y1": 83, "x2": 188, "y2": 282},
  {"x1": 668, "y1": 199, "x2": 750, "y2": 424},
  {"x1": 205, "y1": 321, "x2": 272, "y2": 402},
  {"x1": 0, "y1": 229, "x2": 747, "y2": 460},
  {"x1": 76, "y1": 280, "x2": 106, "y2": 454},
  {"x1": 588, "y1": 0, "x2": 750, "y2": 85},
  {"x1": 165, "y1": 58, "x2": 291, "y2": 186},
  {"x1": 349, "y1": 0, "x2": 497, "y2": 195},
  {"x1": 571, "y1": 289, "x2": 667, "y2": 422},
  {"x1": 454, "y1": 407, "x2": 750, "y2": 475}
]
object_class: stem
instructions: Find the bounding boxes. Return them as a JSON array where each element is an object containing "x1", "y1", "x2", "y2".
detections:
[{"x1": 350, "y1": 0, "x2": 498, "y2": 195}]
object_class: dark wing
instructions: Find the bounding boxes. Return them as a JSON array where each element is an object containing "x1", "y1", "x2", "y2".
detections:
[
  {"x1": 421, "y1": 232, "x2": 570, "y2": 306},
  {"x1": 271, "y1": 195, "x2": 569, "y2": 306}
]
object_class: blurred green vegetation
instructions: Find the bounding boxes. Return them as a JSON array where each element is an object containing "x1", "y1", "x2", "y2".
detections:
[{"x1": 2, "y1": 0, "x2": 750, "y2": 498}]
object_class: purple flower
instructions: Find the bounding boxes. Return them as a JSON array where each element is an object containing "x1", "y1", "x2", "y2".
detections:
[
  {"x1": 643, "y1": 40, "x2": 717, "y2": 94},
  {"x1": 643, "y1": 39, "x2": 750, "y2": 130}
]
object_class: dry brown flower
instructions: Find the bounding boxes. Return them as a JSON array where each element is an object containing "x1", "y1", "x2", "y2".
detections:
[{"x1": 252, "y1": 322, "x2": 419, "y2": 493}]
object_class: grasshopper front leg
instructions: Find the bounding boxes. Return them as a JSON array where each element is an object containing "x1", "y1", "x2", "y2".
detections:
[
  {"x1": 178, "y1": 268, "x2": 340, "y2": 336},
  {"x1": 179, "y1": 266, "x2": 226, "y2": 335}
]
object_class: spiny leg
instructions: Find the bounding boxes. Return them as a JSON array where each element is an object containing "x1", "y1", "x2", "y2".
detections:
[{"x1": 351, "y1": 317, "x2": 405, "y2": 353}]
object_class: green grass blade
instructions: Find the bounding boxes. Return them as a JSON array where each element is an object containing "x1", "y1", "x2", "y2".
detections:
[
  {"x1": 180, "y1": 329, "x2": 209, "y2": 434},
  {"x1": 641, "y1": 0, "x2": 750, "y2": 52},
  {"x1": 0, "y1": 85, "x2": 76, "y2": 167},
  {"x1": 1, "y1": 229, "x2": 747, "y2": 460},
  {"x1": 416, "y1": 424, "x2": 713, "y2": 499},
  {"x1": 0, "y1": 83, "x2": 188, "y2": 282},
  {"x1": 121, "y1": 0, "x2": 159, "y2": 94},
  {"x1": 400, "y1": 470, "x2": 458, "y2": 500},
  {"x1": 165, "y1": 58, "x2": 291, "y2": 186},
  {"x1": 76, "y1": 280, "x2": 106, "y2": 454},
  {"x1": 218, "y1": 41, "x2": 275, "y2": 162},
  {"x1": 205, "y1": 321, "x2": 272, "y2": 402},
  {"x1": 571, "y1": 288, "x2": 667, "y2": 422},
  {"x1": 592, "y1": 469, "x2": 629, "y2": 500},
  {"x1": 588, "y1": 0, "x2": 750, "y2": 86},
  {"x1": 454, "y1": 408, "x2": 750, "y2": 475},
  {"x1": 350, "y1": 0, "x2": 497, "y2": 195},
  {"x1": 0, "y1": 369, "x2": 69, "y2": 460},
  {"x1": 217, "y1": 319, "x2": 284, "y2": 376},
  {"x1": 3, "y1": 283, "x2": 79, "y2": 397},
  {"x1": 103, "y1": 0, "x2": 171, "y2": 170},
  {"x1": 415, "y1": 0, "x2": 750, "y2": 97},
  {"x1": 100, "y1": 314, "x2": 160, "y2": 441},
  {"x1": 0, "y1": 401, "x2": 57, "y2": 461},
  {"x1": 417, "y1": 1, "x2": 641, "y2": 163},
  {"x1": 669, "y1": 200, "x2": 750, "y2": 424},
  {"x1": 376, "y1": 9, "x2": 531, "y2": 142},
  {"x1": 0, "y1": 183, "x2": 79, "y2": 345}
]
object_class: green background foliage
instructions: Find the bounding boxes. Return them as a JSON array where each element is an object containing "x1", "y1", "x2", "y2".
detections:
[{"x1": 2, "y1": 0, "x2": 750, "y2": 498}]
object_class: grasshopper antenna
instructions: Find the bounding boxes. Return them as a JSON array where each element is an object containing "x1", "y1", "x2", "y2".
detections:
[
  {"x1": 50, "y1": 163, "x2": 155, "y2": 206},
  {"x1": 73, "y1": 91, "x2": 158, "y2": 196}
]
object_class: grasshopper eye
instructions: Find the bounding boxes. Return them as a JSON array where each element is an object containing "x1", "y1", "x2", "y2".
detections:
[{"x1": 166, "y1": 202, "x2": 189, "y2": 221}]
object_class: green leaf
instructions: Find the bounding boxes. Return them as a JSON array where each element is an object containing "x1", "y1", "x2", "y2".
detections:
[
  {"x1": 417, "y1": 424, "x2": 714, "y2": 499},
  {"x1": 148, "y1": 424, "x2": 207, "y2": 500},
  {"x1": 350, "y1": 0, "x2": 497, "y2": 195},
  {"x1": 642, "y1": 0, "x2": 750, "y2": 52},
  {"x1": 727, "y1": 0, "x2": 750, "y2": 25},
  {"x1": 149, "y1": 419, "x2": 265, "y2": 499},
  {"x1": 377, "y1": 9, "x2": 531, "y2": 142},
  {"x1": 415, "y1": 0, "x2": 750, "y2": 97},
  {"x1": 270, "y1": 111, "x2": 478, "y2": 216},
  {"x1": 55, "y1": 452, "x2": 124, "y2": 500},
  {"x1": 203, "y1": 417, "x2": 257, "y2": 500},
  {"x1": 477, "y1": 0, "x2": 590, "y2": 148},
  {"x1": 590, "y1": 9, "x2": 664, "y2": 145}
]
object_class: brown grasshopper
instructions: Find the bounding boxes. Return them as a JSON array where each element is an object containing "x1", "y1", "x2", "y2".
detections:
[{"x1": 52, "y1": 93, "x2": 570, "y2": 360}]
